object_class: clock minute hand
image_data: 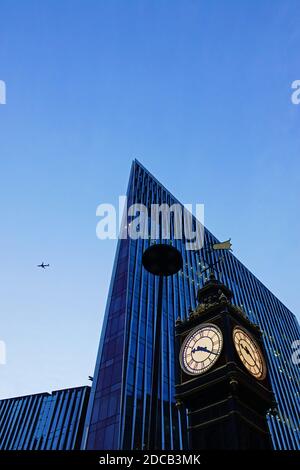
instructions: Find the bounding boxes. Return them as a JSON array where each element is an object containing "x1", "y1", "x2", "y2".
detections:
[{"x1": 205, "y1": 349, "x2": 219, "y2": 356}]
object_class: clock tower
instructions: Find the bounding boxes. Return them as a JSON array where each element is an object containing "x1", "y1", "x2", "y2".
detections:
[{"x1": 175, "y1": 271, "x2": 276, "y2": 450}]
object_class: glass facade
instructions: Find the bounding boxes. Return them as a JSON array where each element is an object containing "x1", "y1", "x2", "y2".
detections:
[
  {"x1": 84, "y1": 160, "x2": 300, "y2": 450},
  {"x1": 0, "y1": 386, "x2": 90, "y2": 450}
]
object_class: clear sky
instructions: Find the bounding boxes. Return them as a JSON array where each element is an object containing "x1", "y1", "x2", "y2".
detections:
[{"x1": 0, "y1": 0, "x2": 299, "y2": 399}]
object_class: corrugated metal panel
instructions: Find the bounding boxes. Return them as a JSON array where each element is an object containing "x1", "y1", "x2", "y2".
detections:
[{"x1": 0, "y1": 386, "x2": 90, "y2": 450}]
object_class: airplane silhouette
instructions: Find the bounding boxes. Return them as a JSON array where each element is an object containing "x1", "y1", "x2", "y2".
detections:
[{"x1": 37, "y1": 262, "x2": 50, "y2": 269}]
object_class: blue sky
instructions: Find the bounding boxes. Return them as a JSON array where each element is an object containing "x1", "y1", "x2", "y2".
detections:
[{"x1": 0, "y1": 0, "x2": 299, "y2": 398}]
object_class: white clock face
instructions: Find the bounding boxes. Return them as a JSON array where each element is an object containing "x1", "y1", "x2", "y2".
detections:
[
  {"x1": 233, "y1": 326, "x2": 266, "y2": 380},
  {"x1": 180, "y1": 323, "x2": 223, "y2": 376}
]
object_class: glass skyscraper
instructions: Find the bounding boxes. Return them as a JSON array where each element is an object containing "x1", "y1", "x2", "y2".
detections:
[
  {"x1": 0, "y1": 386, "x2": 90, "y2": 450},
  {"x1": 83, "y1": 160, "x2": 300, "y2": 450}
]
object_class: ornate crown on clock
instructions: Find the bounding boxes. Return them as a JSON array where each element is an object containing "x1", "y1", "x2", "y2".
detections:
[{"x1": 177, "y1": 271, "x2": 259, "y2": 332}]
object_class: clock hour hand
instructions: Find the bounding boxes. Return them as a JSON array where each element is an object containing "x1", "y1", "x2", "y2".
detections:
[
  {"x1": 192, "y1": 345, "x2": 218, "y2": 355},
  {"x1": 192, "y1": 345, "x2": 206, "y2": 354},
  {"x1": 241, "y1": 343, "x2": 254, "y2": 360}
]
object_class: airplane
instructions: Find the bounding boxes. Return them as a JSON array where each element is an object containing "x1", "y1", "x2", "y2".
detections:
[{"x1": 37, "y1": 262, "x2": 50, "y2": 269}]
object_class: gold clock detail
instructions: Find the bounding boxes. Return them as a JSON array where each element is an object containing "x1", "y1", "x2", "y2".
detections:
[{"x1": 233, "y1": 326, "x2": 266, "y2": 380}]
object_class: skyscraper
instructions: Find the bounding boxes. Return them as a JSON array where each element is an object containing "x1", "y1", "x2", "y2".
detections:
[
  {"x1": 0, "y1": 386, "x2": 90, "y2": 450},
  {"x1": 83, "y1": 160, "x2": 300, "y2": 450}
]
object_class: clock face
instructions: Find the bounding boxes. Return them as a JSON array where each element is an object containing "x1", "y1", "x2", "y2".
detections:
[
  {"x1": 180, "y1": 323, "x2": 223, "y2": 376},
  {"x1": 233, "y1": 326, "x2": 266, "y2": 380}
]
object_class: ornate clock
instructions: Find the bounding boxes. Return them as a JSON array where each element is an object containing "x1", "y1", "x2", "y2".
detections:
[
  {"x1": 233, "y1": 326, "x2": 266, "y2": 380},
  {"x1": 179, "y1": 323, "x2": 223, "y2": 376},
  {"x1": 175, "y1": 272, "x2": 275, "y2": 450}
]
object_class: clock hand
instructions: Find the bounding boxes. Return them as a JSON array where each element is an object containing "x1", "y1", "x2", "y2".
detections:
[
  {"x1": 241, "y1": 343, "x2": 254, "y2": 361},
  {"x1": 205, "y1": 349, "x2": 219, "y2": 356},
  {"x1": 192, "y1": 345, "x2": 207, "y2": 353},
  {"x1": 192, "y1": 345, "x2": 219, "y2": 355}
]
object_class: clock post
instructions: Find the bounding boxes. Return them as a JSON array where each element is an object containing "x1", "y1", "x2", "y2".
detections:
[
  {"x1": 142, "y1": 243, "x2": 183, "y2": 450},
  {"x1": 175, "y1": 271, "x2": 276, "y2": 450}
]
